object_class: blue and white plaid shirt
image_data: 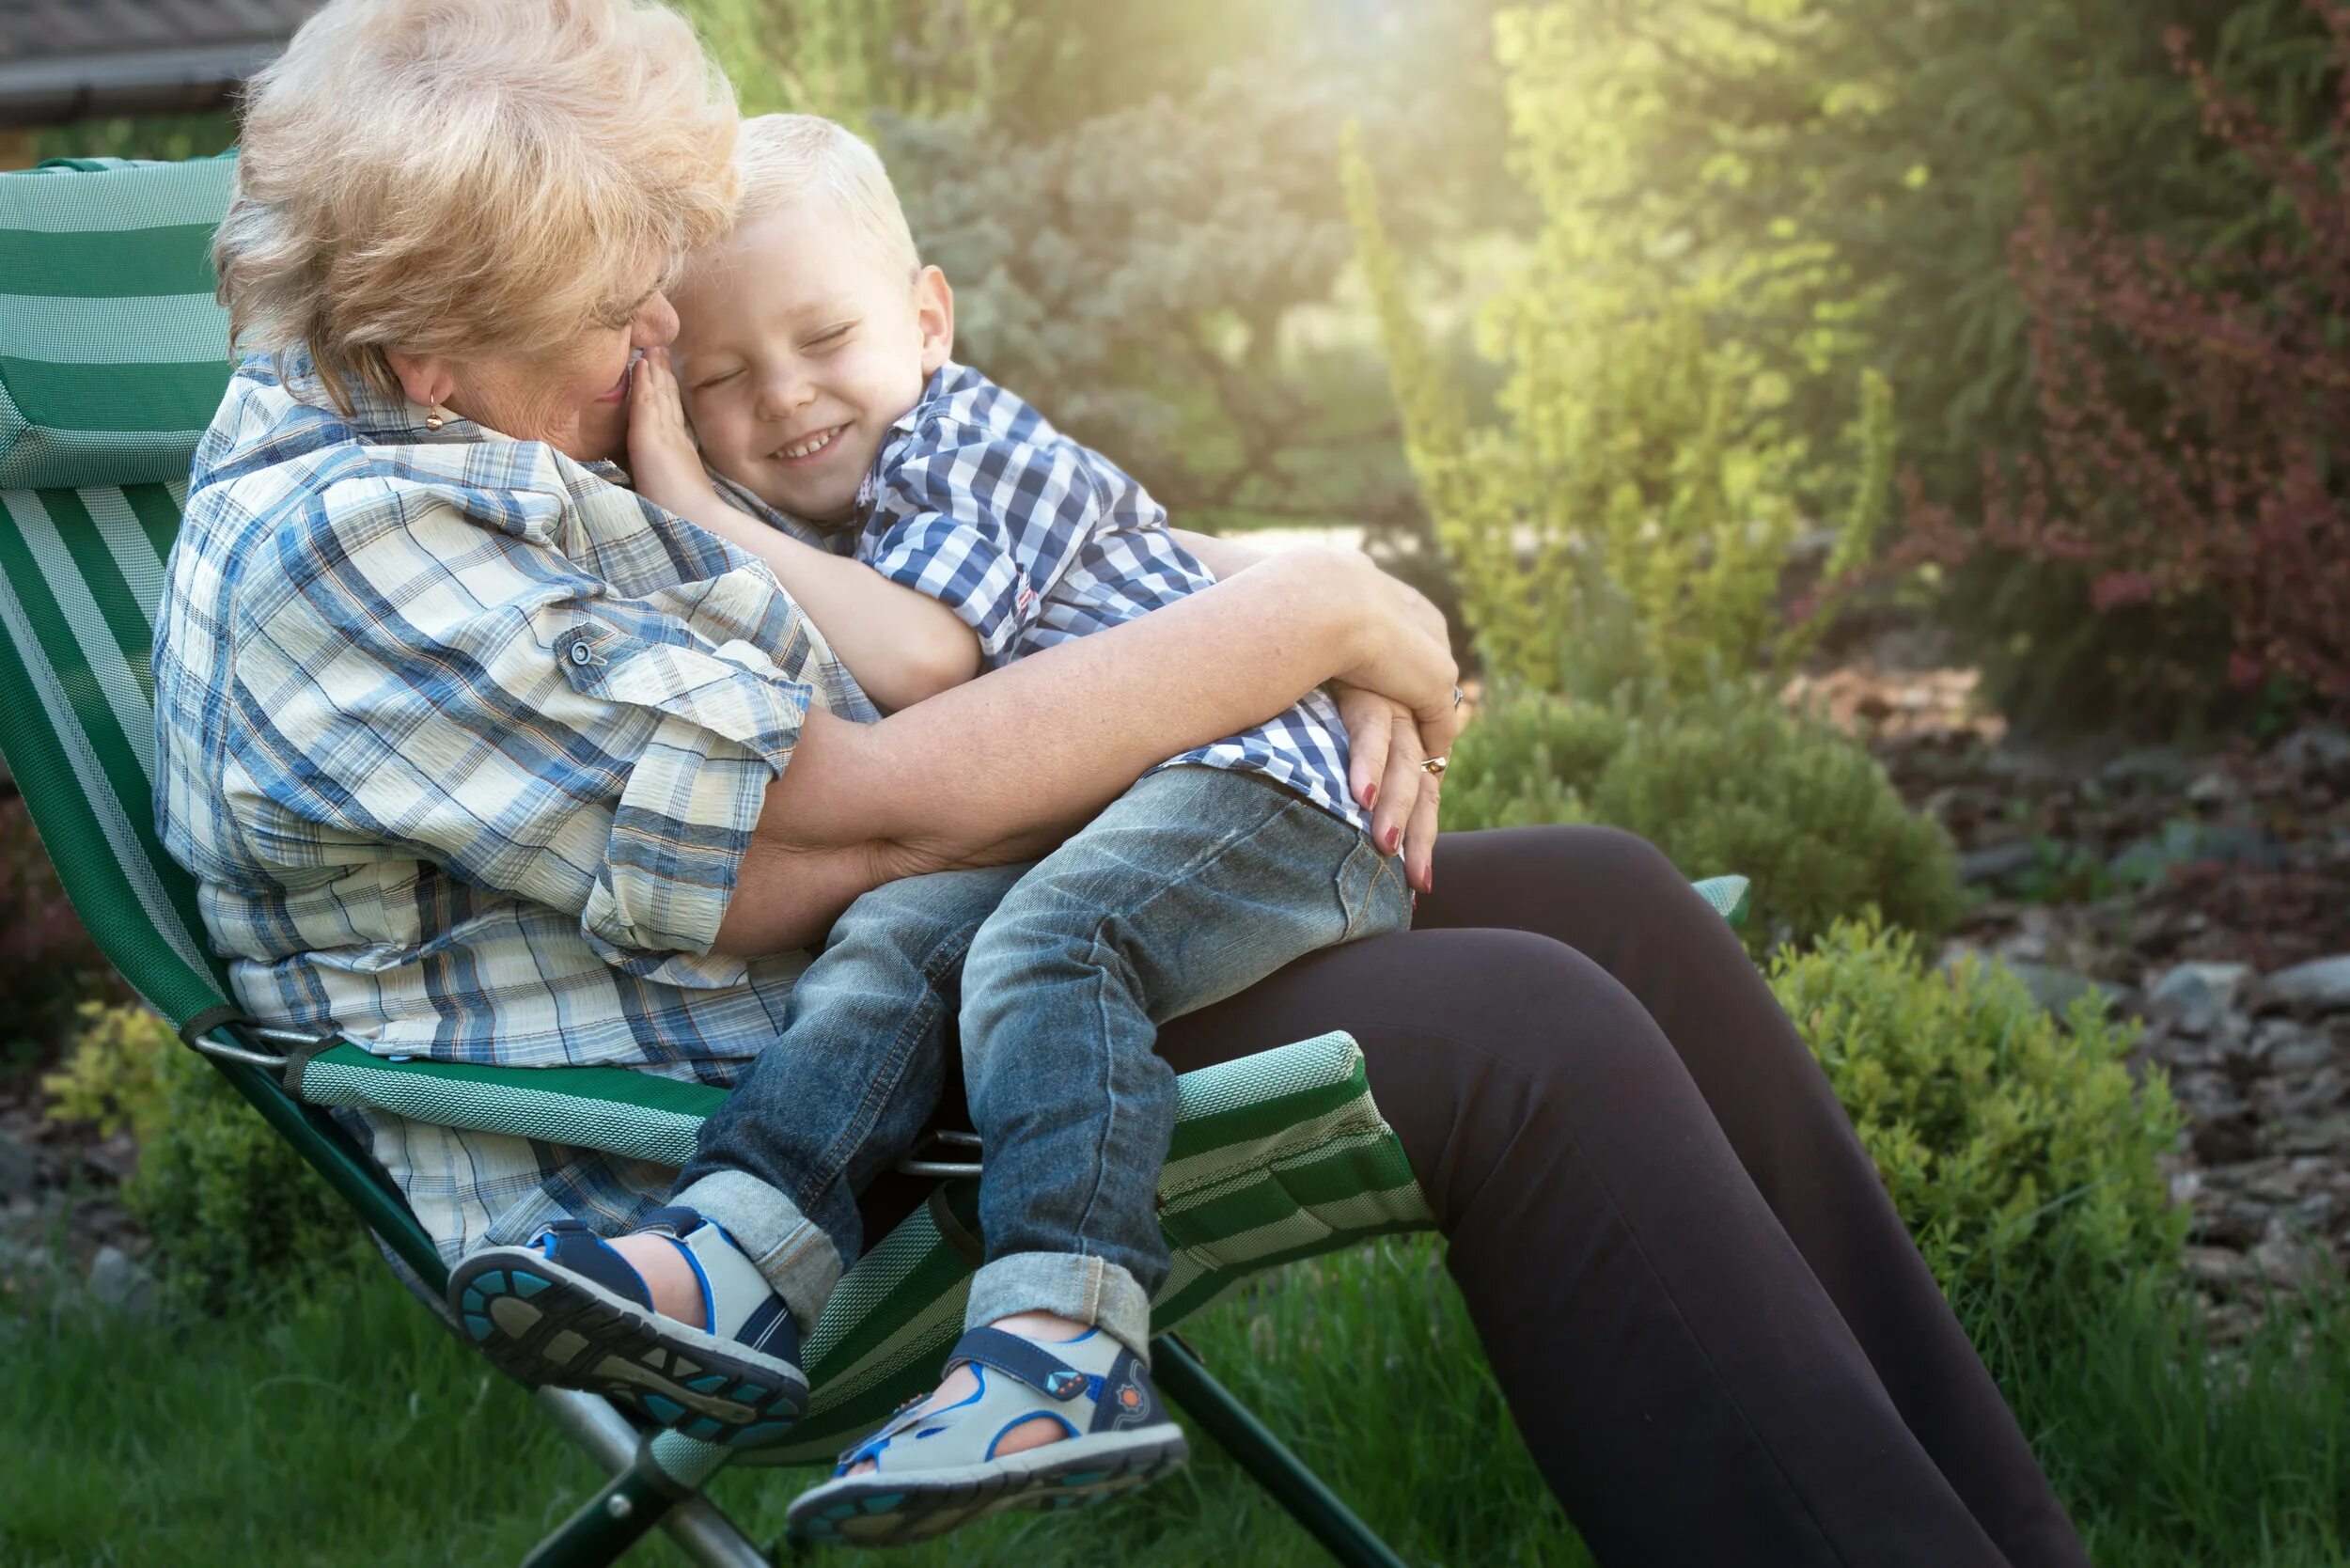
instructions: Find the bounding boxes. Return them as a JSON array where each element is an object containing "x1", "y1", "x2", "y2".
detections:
[
  {"x1": 154, "y1": 351, "x2": 877, "y2": 1263},
  {"x1": 839, "y1": 363, "x2": 1364, "y2": 830}
]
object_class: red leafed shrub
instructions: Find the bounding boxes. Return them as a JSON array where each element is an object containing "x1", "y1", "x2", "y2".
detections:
[
  {"x1": 1900, "y1": 1, "x2": 2350, "y2": 721},
  {"x1": 0, "y1": 791, "x2": 113, "y2": 1059}
]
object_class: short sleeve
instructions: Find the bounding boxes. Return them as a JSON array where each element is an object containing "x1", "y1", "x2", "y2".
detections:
[
  {"x1": 859, "y1": 429, "x2": 1104, "y2": 666},
  {"x1": 221, "y1": 488, "x2": 813, "y2": 981}
]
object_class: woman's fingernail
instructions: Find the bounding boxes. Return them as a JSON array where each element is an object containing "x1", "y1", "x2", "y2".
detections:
[
  {"x1": 1384, "y1": 826, "x2": 1402, "y2": 854},
  {"x1": 1363, "y1": 782, "x2": 1378, "y2": 809}
]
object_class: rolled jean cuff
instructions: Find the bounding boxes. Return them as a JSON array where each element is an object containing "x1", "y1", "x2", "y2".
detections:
[
  {"x1": 965, "y1": 1251, "x2": 1152, "y2": 1361},
  {"x1": 672, "y1": 1168, "x2": 842, "y2": 1331}
]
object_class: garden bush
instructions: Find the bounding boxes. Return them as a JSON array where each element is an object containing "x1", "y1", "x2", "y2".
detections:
[
  {"x1": 1771, "y1": 919, "x2": 2186, "y2": 1319},
  {"x1": 1445, "y1": 682, "x2": 1960, "y2": 956},
  {"x1": 0, "y1": 795, "x2": 114, "y2": 1066},
  {"x1": 1349, "y1": 133, "x2": 1894, "y2": 701},
  {"x1": 45, "y1": 1003, "x2": 354, "y2": 1309}
]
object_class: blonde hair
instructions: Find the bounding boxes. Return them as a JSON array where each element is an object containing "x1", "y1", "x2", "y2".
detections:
[
  {"x1": 215, "y1": 0, "x2": 740, "y2": 412},
  {"x1": 731, "y1": 114, "x2": 920, "y2": 278}
]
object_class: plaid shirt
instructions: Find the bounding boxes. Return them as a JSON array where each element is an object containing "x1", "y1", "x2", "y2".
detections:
[
  {"x1": 153, "y1": 351, "x2": 878, "y2": 1263},
  {"x1": 843, "y1": 363, "x2": 1364, "y2": 830}
]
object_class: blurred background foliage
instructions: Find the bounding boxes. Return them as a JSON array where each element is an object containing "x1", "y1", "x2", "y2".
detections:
[{"x1": 36, "y1": 0, "x2": 2347, "y2": 740}]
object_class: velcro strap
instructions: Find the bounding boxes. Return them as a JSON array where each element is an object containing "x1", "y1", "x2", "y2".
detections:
[{"x1": 945, "y1": 1326, "x2": 1095, "y2": 1403}]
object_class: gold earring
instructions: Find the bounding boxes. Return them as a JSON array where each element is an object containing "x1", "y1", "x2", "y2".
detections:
[{"x1": 424, "y1": 402, "x2": 450, "y2": 431}]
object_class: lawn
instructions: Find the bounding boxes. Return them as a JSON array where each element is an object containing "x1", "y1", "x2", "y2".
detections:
[{"x1": 3, "y1": 1238, "x2": 2346, "y2": 1567}]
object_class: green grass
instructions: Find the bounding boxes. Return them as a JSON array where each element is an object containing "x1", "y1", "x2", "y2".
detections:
[{"x1": 2, "y1": 1242, "x2": 2346, "y2": 1566}]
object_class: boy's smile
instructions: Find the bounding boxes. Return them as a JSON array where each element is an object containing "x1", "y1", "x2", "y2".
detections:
[{"x1": 666, "y1": 204, "x2": 954, "y2": 523}]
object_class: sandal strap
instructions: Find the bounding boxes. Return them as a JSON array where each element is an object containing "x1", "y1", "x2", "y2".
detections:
[
  {"x1": 943, "y1": 1325, "x2": 1097, "y2": 1403},
  {"x1": 532, "y1": 1220, "x2": 652, "y2": 1310}
]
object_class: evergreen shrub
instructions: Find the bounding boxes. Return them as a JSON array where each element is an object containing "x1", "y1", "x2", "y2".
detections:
[
  {"x1": 1771, "y1": 920, "x2": 2186, "y2": 1317},
  {"x1": 45, "y1": 1004, "x2": 355, "y2": 1309},
  {"x1": 1446, "y1": 683, "x2": 1960, "y2": 956}
]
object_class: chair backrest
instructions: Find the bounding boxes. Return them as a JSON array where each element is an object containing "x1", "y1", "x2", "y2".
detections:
[{"x1": 0, "y1": 156, "x2": 241, "y2": 1028}]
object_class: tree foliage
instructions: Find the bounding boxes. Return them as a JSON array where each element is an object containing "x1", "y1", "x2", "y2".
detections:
[{"x1": 1902, "y1": 6, "x2": 2350, "y2": 723}]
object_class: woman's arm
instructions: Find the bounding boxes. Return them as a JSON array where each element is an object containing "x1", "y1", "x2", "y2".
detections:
[
  {"x1": 1176, "y1": 527, "x2": 1451, "y2": 889},
  {"x1": 628, "y1": 349, "x2": 980, "y2": 711},
  {"x1": 712, "y1": 544, "x2": 1455, "y2": 953}
]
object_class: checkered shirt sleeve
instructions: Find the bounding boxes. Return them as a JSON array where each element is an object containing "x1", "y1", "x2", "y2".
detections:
[{"x1": 859, "y1": 399, "x2": 1110, "y2": 668}]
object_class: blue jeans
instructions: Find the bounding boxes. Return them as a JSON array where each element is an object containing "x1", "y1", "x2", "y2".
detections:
[{"x1": 678, "y1": 766, "x2": 1410, "y2": 1354}]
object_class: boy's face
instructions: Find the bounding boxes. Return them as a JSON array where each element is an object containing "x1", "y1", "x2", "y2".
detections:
[{"x1": 669, "y1": 201, "x2": 953, "y2": 523}]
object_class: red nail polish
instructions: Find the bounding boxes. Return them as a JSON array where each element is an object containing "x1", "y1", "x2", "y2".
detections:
[
  {"x1": 1384, "y1": 826, "x2": 1402, "y2": 854},
  {"x1": 1363, "y1": 783, "x2": 1378, "y2": 809}
]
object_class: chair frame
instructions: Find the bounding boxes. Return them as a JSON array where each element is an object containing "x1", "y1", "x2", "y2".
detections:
[{"x1": 181, "y1": 1018, "x2": 1412, "y2": 1566}]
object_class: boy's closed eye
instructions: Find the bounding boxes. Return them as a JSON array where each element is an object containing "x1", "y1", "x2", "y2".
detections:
[{"x1": 803, "y1": 321, "x2": 857, "y2": 353}]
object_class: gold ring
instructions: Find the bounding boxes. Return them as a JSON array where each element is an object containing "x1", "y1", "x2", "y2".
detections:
[{"x1": 1420, "y1": 755, "x2": 1449, "y2": 776}]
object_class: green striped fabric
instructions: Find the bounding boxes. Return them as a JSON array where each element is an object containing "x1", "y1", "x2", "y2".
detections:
[{"x1": 0, "y1": 157, "x2": 238, "y2": 492}]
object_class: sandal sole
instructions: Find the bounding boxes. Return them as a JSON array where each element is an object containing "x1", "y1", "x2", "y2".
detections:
[
  {"x1": 449, "y1": 1247, "x2": 807, "y2": 1449},
  {"x1": 786, "y1": 1428, "x2": 1190, "y2": 1547}
]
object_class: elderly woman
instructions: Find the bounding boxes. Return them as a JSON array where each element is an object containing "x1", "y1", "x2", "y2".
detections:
[{"x1": 152, "y1": 1, "x2": 2088, "y2": 1562}]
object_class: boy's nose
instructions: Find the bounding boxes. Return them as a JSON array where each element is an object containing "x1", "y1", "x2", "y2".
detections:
[{"x1": 755, "y1": 371, "x2": 815, "y2": 421}]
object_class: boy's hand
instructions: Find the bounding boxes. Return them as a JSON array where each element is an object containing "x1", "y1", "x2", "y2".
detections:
[{"x1": 627, "y1": 348, "x2": 725, "y2": 516}]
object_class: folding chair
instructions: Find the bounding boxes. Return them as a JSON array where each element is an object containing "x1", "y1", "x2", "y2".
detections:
[{"x1": 0, "y1": 152, "x2": 1752, "y2": 1565}]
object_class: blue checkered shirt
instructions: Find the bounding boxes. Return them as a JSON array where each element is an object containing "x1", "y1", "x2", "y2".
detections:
[
  {"x1": 153, "y1": 351, "x2": 878, "y2": 1264},
  {"x1": 841, "y1": 363, "x2": 1364, "y2": 829}
]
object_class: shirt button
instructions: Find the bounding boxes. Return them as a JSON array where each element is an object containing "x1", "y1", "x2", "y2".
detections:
[{"x1": 568, "y1": 641, "x2": 593, "y2": 666}]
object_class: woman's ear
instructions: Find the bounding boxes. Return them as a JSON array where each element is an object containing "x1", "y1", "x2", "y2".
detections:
[
  {"x1": 915, "y1": 265, "x2": 955, "y2": 375},
  {"x1": 383, "y1": 349, "x2": 458, "y2": 413}
]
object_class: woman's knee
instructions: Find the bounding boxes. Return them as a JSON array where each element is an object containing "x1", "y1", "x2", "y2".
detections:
[{"x1": 1366, "y1": 927, "x2": 1678, "y2": 1105}]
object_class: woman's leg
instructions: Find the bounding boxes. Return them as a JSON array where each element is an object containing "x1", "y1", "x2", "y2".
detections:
[
  {"x1": 1158, "y1": 925, "x2": 2012, "y2": 1568},
  {"x1": 1408, "y1": 826, "x2": 2086, "y2": 1568}
]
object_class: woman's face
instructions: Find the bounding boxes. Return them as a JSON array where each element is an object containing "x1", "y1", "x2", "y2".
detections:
[{"x1": 443, "y1": 270, "x2": 682, "y2": 463}]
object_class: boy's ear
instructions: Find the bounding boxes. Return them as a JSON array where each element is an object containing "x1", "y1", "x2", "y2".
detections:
[{"x1": 915, "y1": 265, "x2": 955, "y2": 375}]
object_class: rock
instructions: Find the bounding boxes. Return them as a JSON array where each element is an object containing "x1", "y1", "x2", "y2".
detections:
[
  {"x1": 1958, "y1": 839, "x2": 2044, "y2": 886},
  {"x1": 1999, "y1": 961, "x2": 2129, "y2": 1017},
  {"x1": 2150, "y1": 962, "x2": 2255, "y2": 1033},
  {"x1": 2101, "y1": 746, "x2": 2190, "y2": 791},
  {"x1": 0, "y1": 1132, "x2": 37, "y2": 1202},
  {"x1": 86, "y1": 1245, "x2": 157, "y2": 1318},
  {"x1": 2191, "y1": 1112, "x2": 2264, "y2": 1166},
  {"x1": 2186, "y1": 769, "x2": 2241, "y2": 806},
  {"x1": 2265, "y1": 955, "x2": 2350, "y2": 1013},
  {"x1": 2251, "y1": 1225, "x2": 2326, "y2": 1290},
  {"x1": 2184, "y1": 1245, "x2": 2261, "y2": 1293},
  {"x1": 2274, "y1": 724, "x2": 2350, "y2": 776}
]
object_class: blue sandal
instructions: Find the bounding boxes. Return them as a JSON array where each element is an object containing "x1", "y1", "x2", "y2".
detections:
[
  {"x1": 447, "y1": 1205, "x2": 807, "y2": 1448},
  {"x1": 786, "y1": 1325, "x2": 1188, "y2": 1547}
]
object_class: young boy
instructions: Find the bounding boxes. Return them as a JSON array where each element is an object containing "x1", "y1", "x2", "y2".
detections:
[{"x1": 451, "y1": 115, "x2": 1414, "y2": 1544}]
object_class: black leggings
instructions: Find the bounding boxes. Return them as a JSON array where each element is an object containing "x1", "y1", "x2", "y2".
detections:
[
  {"x1": 1158, "y1": 825, "x2": 2085, "y2": 1568},
  {"x1": 874, "y1": 824, "x2": 2086, "y2": 1566}
]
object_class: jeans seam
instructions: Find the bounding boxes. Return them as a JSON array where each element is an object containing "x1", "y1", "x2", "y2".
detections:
[
  {"x1": 1046, "y1": 793, "x2": 1313, "y2": 1259},
  {"x1": 795, "y1": 912, "x2": 983, "y2": 1213}
]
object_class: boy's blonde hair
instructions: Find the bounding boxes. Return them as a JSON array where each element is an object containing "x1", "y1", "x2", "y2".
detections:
[{"x1": 733, "y1": 114, "x2": 920, "y2": 278}]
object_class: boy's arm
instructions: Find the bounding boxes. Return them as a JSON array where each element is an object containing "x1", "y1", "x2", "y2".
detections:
[{"x1": 627, "y1": 352, "x2": 980, "y2": 712}]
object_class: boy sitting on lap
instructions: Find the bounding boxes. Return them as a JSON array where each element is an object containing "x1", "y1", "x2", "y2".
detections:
[{"x1": 453, "y1": 115, "x2": 1410, "y2": 1548}]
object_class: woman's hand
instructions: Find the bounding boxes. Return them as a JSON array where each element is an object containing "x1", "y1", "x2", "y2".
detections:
[{"x1": 1336, "y1": 683, "x2": 1449, "y2": 894}]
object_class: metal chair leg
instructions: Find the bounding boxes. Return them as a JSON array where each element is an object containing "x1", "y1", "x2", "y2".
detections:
[
  {"x1": 1151, "y1": 1335, "x2": 1410, "y2": 1568},
  {"x1": 526, "y1": 1388, "x2": 768, "y2": 1568}
]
